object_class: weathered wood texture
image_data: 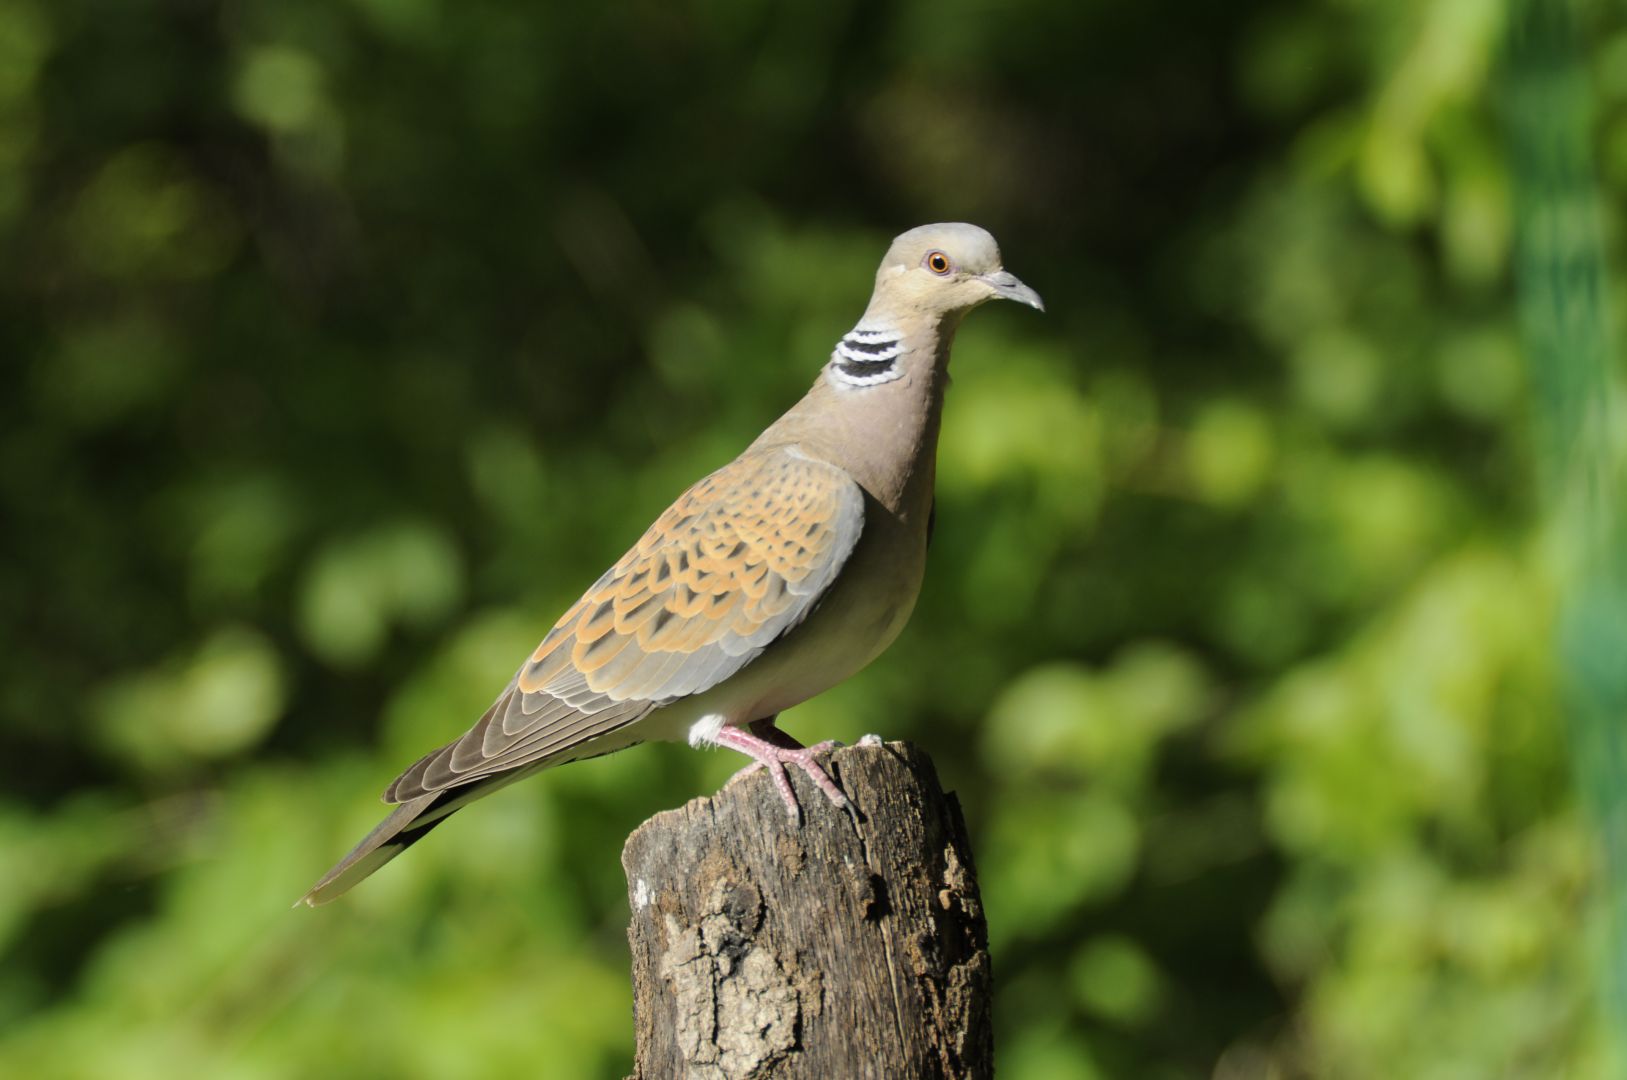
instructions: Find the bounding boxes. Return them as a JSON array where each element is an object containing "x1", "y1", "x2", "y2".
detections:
[{"x1": 622, "y1": 740, "x2": 992, "y2": 1080}]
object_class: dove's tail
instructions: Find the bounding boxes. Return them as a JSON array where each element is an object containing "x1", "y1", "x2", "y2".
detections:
[
  {"x1": 297, "y1": 757, "x2": 556, "y2": 907},
  {"x1": 296, "y1": 793, "x2": 448, "y2": 907}
]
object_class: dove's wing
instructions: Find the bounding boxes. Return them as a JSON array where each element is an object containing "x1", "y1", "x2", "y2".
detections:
[
  {"x1": 301, "y1": 446, "x2": 863, "y2": 905},
  {"x1": 385, "y1": 445, "x2": 864, "y2": 801}
]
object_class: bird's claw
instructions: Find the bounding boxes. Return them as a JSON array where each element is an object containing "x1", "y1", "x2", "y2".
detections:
[{"x1": 715, "y1": 728, "x2": 848, "y2": 822}]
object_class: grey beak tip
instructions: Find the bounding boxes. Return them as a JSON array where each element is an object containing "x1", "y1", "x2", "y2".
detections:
[
  {"x1": 1008, "y1": 284, "x2": 1045, "y2": 313},
  {"x1": 983, "y1": 271, "x2": 1044, "y2": 313}
]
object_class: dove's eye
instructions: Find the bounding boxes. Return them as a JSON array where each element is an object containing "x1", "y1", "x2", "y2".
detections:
[{"x1": 924, "y1": 251, "x2": 952, "y2": 275}]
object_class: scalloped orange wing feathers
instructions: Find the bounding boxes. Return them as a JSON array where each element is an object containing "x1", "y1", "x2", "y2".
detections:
[{"x1": 384, "y1": 446, "x2": 865, "y2": 801}]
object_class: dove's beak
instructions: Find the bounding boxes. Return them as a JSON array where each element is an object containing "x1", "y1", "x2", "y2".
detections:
[{"x1": 981, "y1": 270, "x2": 1044, "y2": 312}]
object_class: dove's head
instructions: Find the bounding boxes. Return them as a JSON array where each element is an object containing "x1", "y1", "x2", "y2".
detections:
[
  {"x1": 868, "y1": 223, "x2": 1044, "y2": 321},
  {"x1": 824, "y1": 223, "x2": 1041, "y2": 392}
]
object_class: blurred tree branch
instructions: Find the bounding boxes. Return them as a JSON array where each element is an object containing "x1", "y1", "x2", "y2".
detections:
[{"x1": 1507, "y1": 0, "x2": 1627, "y2": 1062}]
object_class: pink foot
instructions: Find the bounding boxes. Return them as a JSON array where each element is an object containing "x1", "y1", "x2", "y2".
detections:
[{"x1": 713, "y1": 726, "x2": 848, "y2": 822}]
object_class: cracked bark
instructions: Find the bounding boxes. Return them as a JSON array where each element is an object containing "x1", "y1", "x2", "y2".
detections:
[{"x1": 623, "y1": 741, "x2": 992, "y2": 1080}]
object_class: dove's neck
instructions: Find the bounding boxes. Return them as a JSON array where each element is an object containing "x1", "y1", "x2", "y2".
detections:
[{"x1": 754, "y1": 311, "x2": 962, "y2": 519}]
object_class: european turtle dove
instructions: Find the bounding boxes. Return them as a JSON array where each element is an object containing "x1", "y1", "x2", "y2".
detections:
[{"x1": 300, "y1": 223, "x2": 1042, "y2": 905}]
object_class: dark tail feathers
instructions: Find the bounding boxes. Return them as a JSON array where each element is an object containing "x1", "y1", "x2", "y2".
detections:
[{"x1": 297, "y1": 793, "x2": 447, "y2": 907}]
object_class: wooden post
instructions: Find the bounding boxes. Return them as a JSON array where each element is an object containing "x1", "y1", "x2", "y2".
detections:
[{"x1": 622, "y1": 740, "x2": 993, "y2": 1079}]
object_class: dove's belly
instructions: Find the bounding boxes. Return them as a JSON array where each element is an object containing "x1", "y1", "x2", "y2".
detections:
[
  {"x1": 738, "y1": 521, "x2": 927, "y2": 714},
  {"x1": 641, "y1": 497, "x2": 930, "y2": 745}
]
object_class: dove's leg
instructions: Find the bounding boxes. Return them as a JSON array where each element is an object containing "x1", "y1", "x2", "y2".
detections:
[
  {"x1": 747, "y1": 714, "x2": 805, "y2": 750},
  {"x1": 714, "y1": 723, "x2": 848, "y2": 822}
]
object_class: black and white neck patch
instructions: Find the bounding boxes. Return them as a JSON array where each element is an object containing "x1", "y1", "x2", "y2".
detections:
[{"x1": 829, "y1": 326, "x2": 906, "y2": 387}]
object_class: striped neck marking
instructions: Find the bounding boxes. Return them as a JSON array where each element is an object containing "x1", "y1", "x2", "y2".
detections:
[{"x1": 829, "y1": 326, "x2": 906, "y2": 387}]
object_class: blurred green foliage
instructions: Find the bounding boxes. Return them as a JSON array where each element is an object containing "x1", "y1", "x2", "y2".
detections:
[{"x1": 0, "y1": 0, "x2": 1622, "y2": 1076}]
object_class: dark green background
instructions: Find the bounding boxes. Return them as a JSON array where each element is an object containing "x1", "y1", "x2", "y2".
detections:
[{"x1": 2, "y1": 0, "x2": 1621, "y2": 1076}]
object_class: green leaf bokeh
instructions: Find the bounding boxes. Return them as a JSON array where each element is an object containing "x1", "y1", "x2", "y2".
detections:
[{"x1": 1, "y1": 0, "x2": 1622, "y2": 1076}]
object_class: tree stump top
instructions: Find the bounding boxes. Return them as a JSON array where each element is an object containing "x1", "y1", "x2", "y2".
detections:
[{"x1": 622, "y1": 740, "x2": 992, "y2": 1080}]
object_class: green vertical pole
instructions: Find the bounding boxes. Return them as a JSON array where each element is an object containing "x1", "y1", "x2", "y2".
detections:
[{"x1": 1507, "y1": 0, "x2": 1627, "y2": 1069}]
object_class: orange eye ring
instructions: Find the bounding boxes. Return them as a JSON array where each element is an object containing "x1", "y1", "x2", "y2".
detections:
[{"x1": 924, "y1": 251, "x2": 952, "y2": 276}]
